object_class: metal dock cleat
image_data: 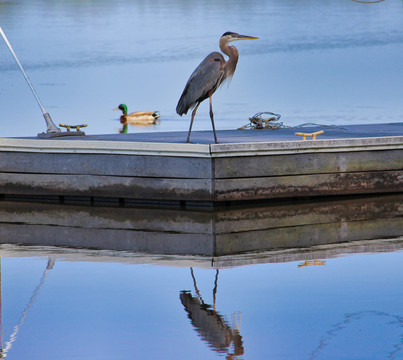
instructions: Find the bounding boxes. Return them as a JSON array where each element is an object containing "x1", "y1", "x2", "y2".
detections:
[
  {"x1": 59, "y1": 124, "x2": 87, "y2": 132},
  {"x1": 295, "y1": 130, "x2": 324, "y2": 140}
]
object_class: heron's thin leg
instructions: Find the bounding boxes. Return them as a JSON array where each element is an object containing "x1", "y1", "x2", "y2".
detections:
[
  {"x1": 187, "y1": 103, "x2": 200, "y2": 143},
  {"x1": 209, "y1": 92, "x2": 218, "y2": 144}
]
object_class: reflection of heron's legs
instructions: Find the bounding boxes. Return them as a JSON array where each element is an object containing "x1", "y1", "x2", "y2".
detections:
[
  {"x1": 233, "y1": 312, "x2": 242, "y2": 331},
  {"x1": 190, "y1": 267, "x2": 202, "y2": 301},
  {"x1": 213, "y1": 269, "x2": 219, "y2": 313},
  {"x1": 186, "y1": 103, "x2": 200, "y2": 143},
  {"x1": 208, "y1": 92, "x2": 218, "y2": 144}
]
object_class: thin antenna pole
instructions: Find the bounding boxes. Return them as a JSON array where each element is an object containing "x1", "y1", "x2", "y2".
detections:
[{"x1": 0, "y1": 26, "x2": 60, "y2": 134}]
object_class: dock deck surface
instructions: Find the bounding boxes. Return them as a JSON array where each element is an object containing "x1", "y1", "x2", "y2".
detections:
[{"x1": 31, "y1": 122, "x2": 403, "y2": 143}]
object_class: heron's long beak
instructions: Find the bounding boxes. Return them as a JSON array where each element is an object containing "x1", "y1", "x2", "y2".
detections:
[{"x1": 236, "y1": 34, "x2": 259, "y2": 40}]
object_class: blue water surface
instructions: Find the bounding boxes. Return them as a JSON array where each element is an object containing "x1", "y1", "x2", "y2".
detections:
[
  {"x1": 1, "y1": 251, "x2": 403, "y2": 360},
  {"x1": 0, "y1": 0, "x2": 402, "y2": 137}
]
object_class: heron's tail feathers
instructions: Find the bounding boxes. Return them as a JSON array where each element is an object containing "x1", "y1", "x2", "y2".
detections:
[{"x1": 176, "y1": 94, "x2": 190, "y2": 115}]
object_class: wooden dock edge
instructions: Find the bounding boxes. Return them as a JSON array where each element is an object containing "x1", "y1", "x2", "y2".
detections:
[
  {"x1": 210, "y1": 136, "x2": 403, "y2": 157},
  {"x1": 0, "y1": 136, "x2": 402, "y2": 204},
  {"x1": 1, "y1": 136, "x2": 402, "y2": 157}
]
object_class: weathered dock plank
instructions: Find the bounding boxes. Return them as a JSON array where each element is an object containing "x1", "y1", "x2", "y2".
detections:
[
  {"x1": 213, "y1": 150, "x2": 402, "y2": 178},
  {"x1": 214, "y1": 171, "x2": 402, "y2": 200},
  {"x1": 0, "y1": 152, "x2": 212, "y2": 178},
  {"x1": 0, "y1": 173, "x2": 213, "y2": 200}
]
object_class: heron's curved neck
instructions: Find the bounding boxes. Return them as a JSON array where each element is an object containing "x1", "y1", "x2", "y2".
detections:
[{"x1": 219, "y1": 38, "x2": 239, "y2": 78}]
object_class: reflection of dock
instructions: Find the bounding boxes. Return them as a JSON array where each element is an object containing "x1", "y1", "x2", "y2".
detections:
[
  {"x1": 0, "y1": 194, "x2": 402, "y2": 267},
  {"x1": 0, "y1": 124, "x2": 402, "y2": 204}
]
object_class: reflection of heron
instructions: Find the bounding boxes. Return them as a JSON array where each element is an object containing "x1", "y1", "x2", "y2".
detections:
[
  {"x1": 180, "y1": 268, "x2": 243, "y2": 359},
  {"x1": 176, "y1": 32, "x2": 258, "y2": 144},
  {"x1": 0, "y1": 257, "x2": 55, "y2": 358},
  {"x1": 113, "y1": 104, "x2": 160, "y2": 133}
]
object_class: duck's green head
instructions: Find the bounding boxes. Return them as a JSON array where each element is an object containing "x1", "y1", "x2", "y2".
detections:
[{"x1": 114, "y1": 104, "x2": 128, "y2": 115}]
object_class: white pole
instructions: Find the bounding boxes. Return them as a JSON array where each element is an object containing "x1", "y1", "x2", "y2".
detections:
[{"x1": 0, "y1": 26, "x2": 60, "y2": 134}]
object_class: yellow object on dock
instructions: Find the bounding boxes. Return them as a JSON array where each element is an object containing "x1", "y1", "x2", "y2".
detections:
[
  {"x1": 295, "y1": 130, "x2": 324, "y2": 140},
  {"x1": 59, "y1": 124, "x2": 87, "y2": 132}
]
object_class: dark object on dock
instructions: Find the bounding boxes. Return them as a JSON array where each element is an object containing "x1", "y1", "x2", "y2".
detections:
[
  {"x1": 238, "y1": 112, "x2": 282, "y2": 130},
  {"x1": 37, "y1": 122, "x2": 86, "y2": 138},
  {"x1": 0, "y1": 123, "x2": 402, "y2": 205},
  {"x1": 37, "y1": 127, "x2": 86, "y2": 138}
]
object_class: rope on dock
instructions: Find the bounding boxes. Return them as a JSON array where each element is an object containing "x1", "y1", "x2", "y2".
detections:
[
  {"x1": 238, "y1": 112, "x2": 283, "y2": 130},
  {"x1": 238, "y1": 113, "x2": 349, "y2": 131}
]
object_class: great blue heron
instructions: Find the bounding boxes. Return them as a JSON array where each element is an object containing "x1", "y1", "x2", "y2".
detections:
[{"x1": 176, "y1": 31, "x2": 258, "y2": 144}]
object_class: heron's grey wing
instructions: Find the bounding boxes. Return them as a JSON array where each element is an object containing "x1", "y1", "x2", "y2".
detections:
[{"x1": 176, "y1": 52, "x2": 225, "y2": 115}]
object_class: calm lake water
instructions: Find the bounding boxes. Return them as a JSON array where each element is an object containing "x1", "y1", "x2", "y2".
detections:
[
  {"x1": 1, "y1": 1, "x2": 403, "y2": 359},
  {"x1": 0, "y1": 195, "x2": 403, "y2": 359},
  {"x1": 2, "y1": 244, "x2": 403, "y2": 360},
  {"x1": 1, "y1": 0, "x2": 403, "y2": 137}
]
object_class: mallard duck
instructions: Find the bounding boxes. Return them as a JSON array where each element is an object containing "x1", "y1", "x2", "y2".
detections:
[{"x1": 114, "y1": 104, "x2": 160, "y2": 133}]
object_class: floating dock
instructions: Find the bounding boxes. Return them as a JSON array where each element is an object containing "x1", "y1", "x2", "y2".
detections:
[{"x1": 0, "y1": 123, "x2": 402, "y2": 205}]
